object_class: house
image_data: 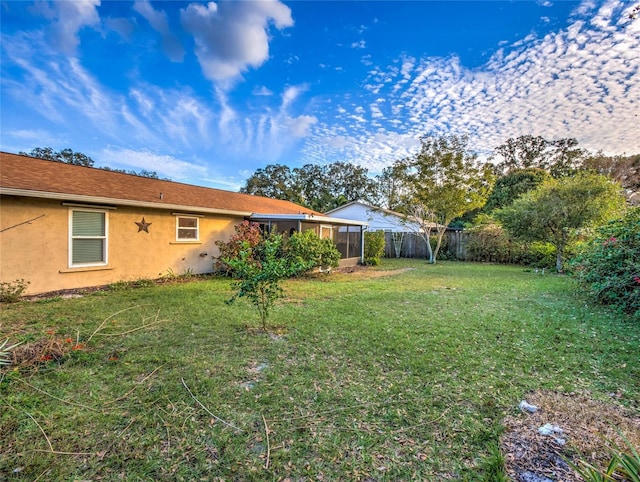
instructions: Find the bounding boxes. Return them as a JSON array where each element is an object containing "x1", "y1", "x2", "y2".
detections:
[
  {"x1": 325, "y1": 201, "x2": 428, "y2": 233},
  {"x1": 0, "y1": 152, "x2": 366, "y2": 295},
  {"x1": 326, "y1": 201, "x2": 463, "y2": 259}
]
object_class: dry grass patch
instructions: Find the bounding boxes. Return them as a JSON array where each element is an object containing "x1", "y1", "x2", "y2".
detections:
[
  {"x1": 10, "y1": 338, "x2": 69, "y2": 368},
  {"x1": 502, "y1": 389, "x2": 640, "y2": 481},
  {"x1": 334, "y1": 265, "x2": 415, "y2": 280}
]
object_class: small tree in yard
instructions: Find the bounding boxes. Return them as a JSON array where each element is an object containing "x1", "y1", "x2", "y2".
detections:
[
  {"x1": 496, "y1": 173, "x2": 626, "y2": 273},
  {"x1": 225, "y1": 233, "x2": 311, "y2": 331},
  {"x1": 395, "y1": 134, "x2": 495, "y2": 263}
]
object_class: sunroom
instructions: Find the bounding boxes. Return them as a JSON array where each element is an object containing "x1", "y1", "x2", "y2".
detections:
[{"x1": 248, "y1": 213, "x2": 368, "y2": 267}]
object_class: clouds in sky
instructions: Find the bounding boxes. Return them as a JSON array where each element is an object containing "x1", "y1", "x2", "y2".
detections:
[
  {"x1": 306, "y1": 0, "x2": 639, "y2": 171},
  {"x1": 1, "y1": 0, "x2": 638, "y2": 190},
  {"x1": 181, "y1": 0, "x2": 293, "y2": 85},
  {"x1": 38, "y1": 0, "x2": 100, "y2": 55}
]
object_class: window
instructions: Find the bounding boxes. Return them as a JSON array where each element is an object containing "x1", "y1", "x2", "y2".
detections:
[
  {"x1": 176, "y1": 216, "x2": 199, "y2": 241},
  {"x1": 320, "y1": 225, "x2": 333, "y2": 240},
  {"x1": 69, "y1": 209, "x2": 107, "y2": 266}
]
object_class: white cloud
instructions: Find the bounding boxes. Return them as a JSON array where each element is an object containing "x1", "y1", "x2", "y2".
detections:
[
  {"x1": 285, "y1": 115, "x2": 317, "y2": 138},
  {"x1": 99, "y1": 148, "x2": 208, "y2": 180},
  {"x1": 281, "y1": 84, "x2": 308, "y2": 109},
  {"x1": 133, "y1": 0, "x2": 184, "y2": 62},
  {"x1": 45, "y1": 0, "x2": 101, "y2": 55},
  {"x1": 181, "y1": 0, "x2": 293, "y2": 86},
  {"x1": 351, "y1": 39, "x2": 366, "y2": 49},
  {"x1": 211, "y1": 83, "x2": 317, "y2": 162},
  {"x1": 253, "y1": 85, "x2": 274, "y2": 96}
]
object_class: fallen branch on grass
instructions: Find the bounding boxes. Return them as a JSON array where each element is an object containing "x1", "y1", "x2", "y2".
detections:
[
  {"x1": 24, "y1": 411, "x2": 96, "y2": 456},
  {"x1": 16, "y1": 378, "x2": 97, "y2": 412},
  {"x1": 262, "y1": 414, "x2": 271, "y2": 470},
  {"x1": 92, "y1": 309, "x2": 165, "y2": 337},
  {"x1": 181, "y1": 377, "x2": 243, "y2": 433},
  {"x1": 87, "y1": 305, "x2": 150, "y2": 342},
  {"x1": 103, "y1": 365, "x2": 164, "y2": 405},
  {"x1": 25, "y1": 412, "x2": 53, "y2": 451}
]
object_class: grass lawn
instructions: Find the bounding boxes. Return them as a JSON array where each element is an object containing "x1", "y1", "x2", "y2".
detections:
[{"x1": 1, "y1": 260, "x2": 638, "y2": 480}]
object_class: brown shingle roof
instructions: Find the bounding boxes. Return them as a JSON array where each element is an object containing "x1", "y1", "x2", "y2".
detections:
[{"x1": 0, "y1": 152, "x2": 322, "y2": 216}]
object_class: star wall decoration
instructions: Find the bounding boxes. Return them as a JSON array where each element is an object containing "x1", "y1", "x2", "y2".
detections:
[{"x1": 135, "y1": 217, "x2": 152, "y2": 233}]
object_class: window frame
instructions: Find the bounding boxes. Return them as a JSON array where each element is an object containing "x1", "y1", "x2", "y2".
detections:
[
  {"x1": 176, "y1": 215, "x2": 200, "y2": 242},
  {"x1": 68, "y1": 208, "x2": 109, "y2": 268},
  {"x1": 320, "y1": 224, "x2": 333, "y2": 240}
]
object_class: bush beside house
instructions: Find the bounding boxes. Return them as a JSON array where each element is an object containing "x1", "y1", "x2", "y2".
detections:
[{"x1": 364, "y1": 231, "x2": 386, "y2": 265}]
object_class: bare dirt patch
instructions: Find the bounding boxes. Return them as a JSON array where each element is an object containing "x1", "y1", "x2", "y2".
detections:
[
  {"x1": 334, "y1": 265, "x2": 415, "y2": 280},
  {"x1": 501, "y1": 390, "x2": 640, "y2": 481}
]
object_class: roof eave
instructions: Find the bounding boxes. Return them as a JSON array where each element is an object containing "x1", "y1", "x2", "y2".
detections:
[
  {"x1": 0, "y1": 187, "x2": 253, "y2": 217},
  {"x1": 250, "y1": 213, "x2": 368, "y2": 226}
]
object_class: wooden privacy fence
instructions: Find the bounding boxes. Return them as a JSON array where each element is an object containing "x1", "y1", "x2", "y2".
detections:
[{"x1": 382, "y1": 230, "x2": 467, "y2": 260}]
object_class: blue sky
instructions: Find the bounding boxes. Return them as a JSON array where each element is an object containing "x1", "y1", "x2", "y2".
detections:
[{"x1": 1, "y1": 0, "x2": 638, "y2": 190}]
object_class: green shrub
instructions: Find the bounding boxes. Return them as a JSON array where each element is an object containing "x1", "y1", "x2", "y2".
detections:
[
  {"x1": 364, "y1": 230, "x2": 386, "y2": 265},
  {"x1": 108, "y1": 277, "x2": 155, "y2": 291},
  {"x1": 0, "y1": 279, "x2": 30, "y2": 303},
  {"x1": 522, "y1": 242, "x2": 557, "y2": 269},
  {"x1": 464, "y1": 223, "x2": 523, "y2": 264},
  {"x1": 464, "y1": 222, "x2": 557, "y2": 267},
  {"x1": 570, "y1": 208, "x2": 640, "y2": 318},
  {"x1": 285, "y1": 229, "x2": 340, "y2": 272}
]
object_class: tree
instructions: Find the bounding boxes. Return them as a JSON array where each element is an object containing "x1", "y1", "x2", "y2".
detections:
[
  {"x1": 20, "y1": 147, "x2": 95, "y2": 167},
  {"x1": 484, "y1": 168, "x2": 551, "y2": 212},
  {"x1": 241, "y1": 161, "x2": 378, "y2": 212},
  {"x1": 396, "y1": 134, "x2": 495, "y2": 263},
  {"x1": 240, "y1": 164, "x2": 302, "y2": 203},
  {"x1": 582, "y1": 153, "x2": 640, "y2": 205},
  {"x1": 492, "y1": 136, "x2": 588, "y2": 177},
  {"x1": 292, "y1": 163, "x2": 335, "y2": 212},
  {"x1": 496, "y1": 173, "x2": 626, "y2": 273},
  {"x1": 100, "y1": 167, "x2": 163, "y2": 179},
  {"x1": 373, "y1": 163, "x2": 410, "y2": 211},
  {"x1": 20, "y1": 147, "x2": 164, "y2": 178}
]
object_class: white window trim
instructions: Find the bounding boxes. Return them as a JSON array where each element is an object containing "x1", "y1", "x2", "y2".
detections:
[
  {"x1": 320, "y1": 224, "x2": 333, "y2": 239},
  {"x1": 176, "y1": 215, "x2": 200, "y2": 242},
  {"x1": 68, "y1": 208, "x2": 108, "y2": 268}
]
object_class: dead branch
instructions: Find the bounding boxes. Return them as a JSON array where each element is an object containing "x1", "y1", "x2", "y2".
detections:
[
  {"x1": 87, "y1": 305, "x2": 149, "y2": 342},
  {"x1": 262, "y1": 414, "x2": 271, "y2": 469},
  {"x1": 17, "y1": 378, "x2": 97, "y2": 412},
  {"x1": 181, "y1": 378, "x2": 243, "y2": 432},
  {"x1": 93, "y1": 310, "x2": 164, "y2": 337},
  {"x1": 25, "y1": 412, "x2": 53, "y2": 451},
  {"x1": 103, "y1": 365, "x2": 163, "y2": 405}
]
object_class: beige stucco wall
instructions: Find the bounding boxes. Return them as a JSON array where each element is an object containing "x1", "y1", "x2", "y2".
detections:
[{"x1": 0, "y1": 196, "x2": 240, "y2": 295}]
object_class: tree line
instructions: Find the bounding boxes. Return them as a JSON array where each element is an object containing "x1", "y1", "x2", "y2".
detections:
[
  {"x1": 241, "y1": 134, "x2": 638, "y2": 271},
  {"x1": 241, "y1": 135, "x2": 639, "y2": 214},
  {"x1": 19, "y1": 147, "x2": 164, "y2": 179}
]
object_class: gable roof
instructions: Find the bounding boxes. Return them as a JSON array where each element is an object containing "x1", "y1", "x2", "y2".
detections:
[
  {"x1": 326, "y1": 200, "x2": 439, "y2": 229},
  {"x1": 326, "y1": 200, "x2": 407, "y2": 219},
  {"x1": 0, "y1": 152, "x2": 322, "y2": 217}
]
